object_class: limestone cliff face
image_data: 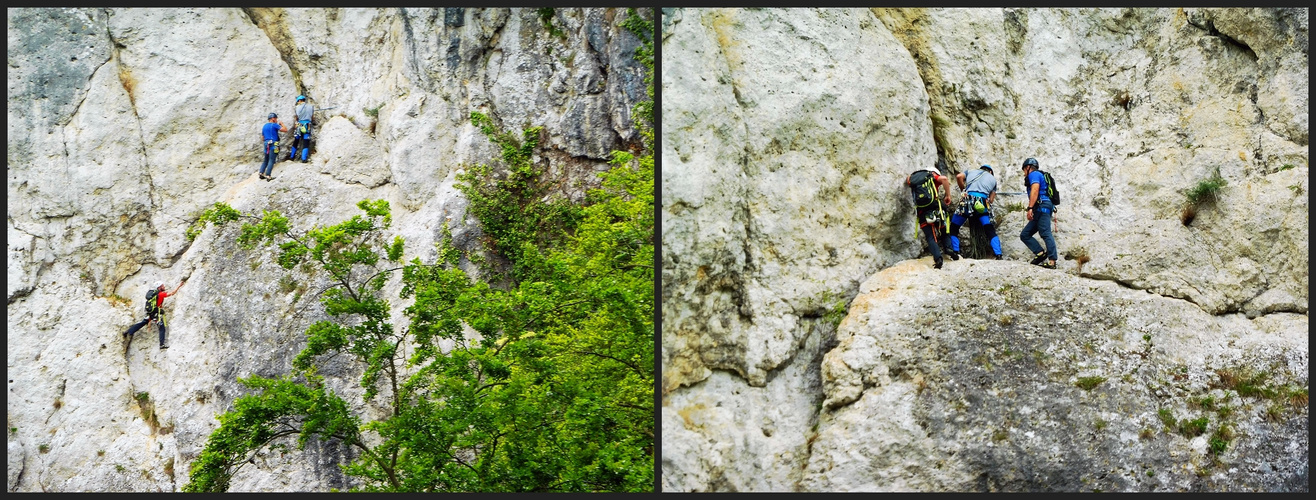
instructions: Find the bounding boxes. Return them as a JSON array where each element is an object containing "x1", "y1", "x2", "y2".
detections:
[
  {"x1": 7, "y1": 7, "x2": 649, "y2": 492},
  {"x1": 661, "y1": 8, "x2": 1307, "y2": 492}
]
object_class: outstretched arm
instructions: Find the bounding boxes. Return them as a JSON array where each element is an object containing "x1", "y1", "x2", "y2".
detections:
[{"x1": 173, "y1": 280, "x2": 186, "y2": 294}]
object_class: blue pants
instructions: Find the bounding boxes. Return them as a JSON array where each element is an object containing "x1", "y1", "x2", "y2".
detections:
[
  {"x1": 950, "y1": 213, "x2": 1001, "y2": 257},
  {"x1": 289, "y1": 121, "x2": 311, "y2": 161},
  {"x1": 125, "y1": 315, "x2": 166, "y2": 347},
  {"x1": 1020, "y1": 203, "x2": 1057, "y2": 262},
  {"x1": 950, "y1": 195, "x2": 1001, "y2": 257},
  {"x1": 260, "y1": 141, "x2": 278, "y2": 176}
]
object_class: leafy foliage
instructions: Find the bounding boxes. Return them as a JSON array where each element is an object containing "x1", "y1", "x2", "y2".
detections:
[
  {"x1": 185, "y1": 9, "x2": 654, "y2": 491},
  {"x1": 1184, "y1": 169, "x2": 1227, "y2": 206}
]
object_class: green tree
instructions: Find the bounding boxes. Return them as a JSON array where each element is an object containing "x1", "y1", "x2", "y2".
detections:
[{"x1": 183, "y1": 8, "x2": 654, "y2": 492}]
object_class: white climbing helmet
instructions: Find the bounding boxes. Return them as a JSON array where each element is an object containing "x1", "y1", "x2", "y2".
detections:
[{"x1": 154, "y1": 281, "x2": 164, "y2": 290}]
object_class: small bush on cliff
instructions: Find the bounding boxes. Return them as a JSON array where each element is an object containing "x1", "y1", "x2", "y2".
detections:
[{"x1": 1181, "y1": 169, "x2": 1226, "y2": 226}]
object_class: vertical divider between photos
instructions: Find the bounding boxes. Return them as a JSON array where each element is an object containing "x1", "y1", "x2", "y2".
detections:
[{"x1": 650, "y1": 5, "x2": 663, "y2": 493}]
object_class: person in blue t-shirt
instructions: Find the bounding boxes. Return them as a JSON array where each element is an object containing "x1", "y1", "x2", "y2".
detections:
[
  {"x1": 948, "y1": 164, "x2": 1002, "y2": 259},
  {"x1": 1019, "y1": 157, "x2": 1057, "y2": 268},
  {"x1": 259, "y1": 113, "x2": 287, "y2": 180}
]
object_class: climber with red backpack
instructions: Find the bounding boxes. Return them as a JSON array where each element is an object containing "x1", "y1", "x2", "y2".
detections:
[
  {"x1": 123, "y1": 279, "x2": 185, "y2": 349},
  {"x1": 906, "y1": 164, "x2": 955, "y2": 269}
]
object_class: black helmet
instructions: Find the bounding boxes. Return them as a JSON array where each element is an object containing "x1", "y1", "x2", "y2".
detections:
[
  {"x1": 268, "y1": 112, "x2": 278, "y2": 119},
  {"x1": 1022, "y1": 158, "x2": 1039, "y2": 169}
]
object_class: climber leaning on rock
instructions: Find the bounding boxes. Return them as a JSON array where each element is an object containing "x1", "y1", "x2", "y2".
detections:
[
  {"x1": 906, "y1": 164, "x2": 956, "y2": 269},
  {"x1": 288, "y1": 95, "x2": 314, "y2": 163},
  {"x1": 123, "y1": 279, "x2": 185, "y2": 350},
  {"x1": 259, "y1": 112, "x2": 288, "y2": 181},
  {"x1": 949, "y1": 164, "x2": 1003, "y2": 260},
  {"x1": 1019, "y1": 157, "x2": 1058, "y2": 269}
]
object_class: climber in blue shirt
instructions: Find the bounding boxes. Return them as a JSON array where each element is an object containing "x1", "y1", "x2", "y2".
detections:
[
  {"x1": 1019, "y1": 157, "x2": 1057, "y2": 268},
  {"x1": 259, "y1": 113, "x2": 287, "y2": 180}
]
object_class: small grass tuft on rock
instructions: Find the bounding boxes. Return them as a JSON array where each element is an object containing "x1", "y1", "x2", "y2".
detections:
[
  {"x1": 1177, "y1": 416, "x2": 1209, "y2": 438},
  {"x1": 1209, "y1": 424, "x2": 1234, "y2": 456},
  {"x1": 1075, "y1": 376, "x2": 1107, "y2": 391}
]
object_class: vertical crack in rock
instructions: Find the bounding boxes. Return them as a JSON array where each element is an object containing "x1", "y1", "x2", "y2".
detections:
[
  {"x1": 243, "y1": 8, "x2": 305, "y2": 95},
  {"x1": 106, "y1": 24, "x2": 158, "y2": 263},
  {"x1": 874, "y1": 8, "x2": 960, "y2": 171}
]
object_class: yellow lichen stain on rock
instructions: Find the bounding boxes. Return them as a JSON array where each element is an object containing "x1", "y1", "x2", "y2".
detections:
[
  {"x1": 678, "y1": 403, "x2": 708, "y2": 430},
  {"x1": 707, "y1": 9, "x2": 744, "y2": 74}
]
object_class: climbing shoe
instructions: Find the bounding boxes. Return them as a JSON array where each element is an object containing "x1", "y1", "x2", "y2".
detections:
[
  {"x1": 1040, "y1": 261, "x2": 1057, "y2": 269},
  {"x1": 947, "y1": 251, "x2": 961, "y2": 261},
  {"x1": 994, "y1": 254, "x2": 1003, "y2": 260},
  {"x1": 160, "y1": 343, "x2": 169, "y2": 349},
  {"x1": 1029, "y1": 252, "x2": 1048, "y2": 265},
  {"x1": 934, "y1": 258, "x2": 944, "y2": 269}
]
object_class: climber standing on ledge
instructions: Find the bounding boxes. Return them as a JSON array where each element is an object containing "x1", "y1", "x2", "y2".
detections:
[
  {"x1": 288, "y1": 95, "x2": 314, "y2": 163},
  {"x1": 1020, "y1": 157, "x2": 1058, "y2": 269},
  {"x1": 259, "y1": 112, "x2": 287, "y2": 181},
  {"x1": 949, "y1": 164, "x2": 1003, "y2": 260},
  {"x1": 124, "y1": 279, "x2": 185, "y2": 350},
  {"x1": 906, "y1": 163, "x2": 956, "y2": 269}
]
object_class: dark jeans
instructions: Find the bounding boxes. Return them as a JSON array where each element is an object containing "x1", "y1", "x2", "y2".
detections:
[
  {"x1": 260, "y1": 141, "x2": 279, "y2": 176},
  {"x1": 917, "y1": 206, "x2": 951, "y2": 262},
  {"x1": 1020, "y1": 200, "x2": 1057, "y2": 262},
  {"x1": 125, "y1": 315, "x2": 166, "y2": 346}
]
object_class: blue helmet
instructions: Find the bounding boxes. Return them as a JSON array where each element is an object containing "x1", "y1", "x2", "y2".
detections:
[
  {"x1": 980, "y1": 164, "x2": 993, "y2": 172},
  {"x1": 268, "y1": 112, "x2": 278, "y2": 119},
  {"x1": 296, "y1": 95, "x2": 306, "y2": 102}
]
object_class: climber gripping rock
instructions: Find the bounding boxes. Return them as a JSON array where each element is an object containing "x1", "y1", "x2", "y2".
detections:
[
  {"x1": 949, "y1": 164, "x2": 1003, "y2": 260},
  {"x1": 288, "y1": 95, "x2": 315, "y2": 163},
  {"x1": 906, "y1": 164, "x2": 956, "y2": 269},
  {"x1": 123, "y1": 279, "x2": 184, "y2": 350},
  {"x1": 259, "y1": 113, "x2": 288, "y2": 181}
]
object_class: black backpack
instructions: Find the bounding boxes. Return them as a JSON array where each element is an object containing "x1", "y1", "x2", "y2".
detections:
[
  {"x1": 908, "y1": 170, "x2": 940, "y2": 209},
  {"x1": 1042, "y1": 171, "x2": 1060, "y2": 206},
  {"x1": 1024, "y1": 170, "x2": 1061, "y2": 206},
  {"x1": 145, "y1": 288, "x2": 159, "y2": 317}
]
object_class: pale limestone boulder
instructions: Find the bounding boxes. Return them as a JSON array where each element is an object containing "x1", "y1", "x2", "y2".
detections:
[
  {"x1": 807, "y1": 258, "x2": 1307, "y2": 491},
  {"x1": 315, "y1": 116, "x2": 390, "y2": 187}
]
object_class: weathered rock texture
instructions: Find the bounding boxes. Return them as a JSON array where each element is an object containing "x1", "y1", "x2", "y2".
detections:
[
  {"x1": 808, "y1": 259, "x2": 1306, "y2": 491},
  {"x1": 661, "y1": 7, "x2": 1307, "y2": 492},
  {"x1": 8, "y1": 7, "x2": 650, "y2": 492}
]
